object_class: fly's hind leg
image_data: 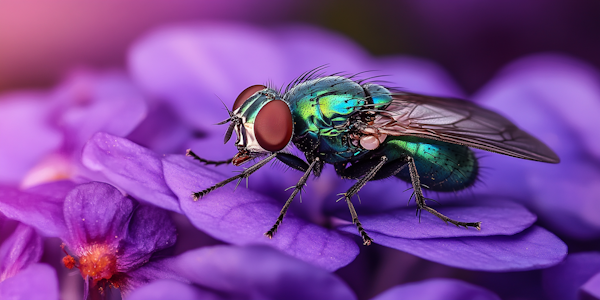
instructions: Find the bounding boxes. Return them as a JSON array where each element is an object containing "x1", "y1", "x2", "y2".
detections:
[{"x1": 406, "y1": 155, "x2": 482, "y2": 230}]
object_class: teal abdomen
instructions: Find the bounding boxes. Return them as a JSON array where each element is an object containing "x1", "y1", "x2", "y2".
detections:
[{"x1": 381, "y1": 136, "x2": 478, "y2": 191}]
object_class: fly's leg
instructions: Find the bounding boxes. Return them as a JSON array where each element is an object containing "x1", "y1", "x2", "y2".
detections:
[
  {"x1": 406, "y1": 156, "x2": 481, "y2": 229},
  {"x1": 186, "y1": 149, "x2": 233, "y2": 166},
  {"x1": 341, "y1": 155, "x2": 388, "y2": 246},
  {"x1": 265, "y1": 158, "x2": 319, "y2": 239},
  {"x1": 192, "y1": 153, "x2": 276, "y2": 200}
]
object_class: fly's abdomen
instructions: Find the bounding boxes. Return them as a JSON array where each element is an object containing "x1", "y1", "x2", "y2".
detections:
[{"x1": 382, "y1": 136, "x2": 478, "y2": 191}]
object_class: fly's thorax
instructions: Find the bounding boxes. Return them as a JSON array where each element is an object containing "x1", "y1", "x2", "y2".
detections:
[{"x1": 232, "y1": 88, "x2": 293, "y2": 157}]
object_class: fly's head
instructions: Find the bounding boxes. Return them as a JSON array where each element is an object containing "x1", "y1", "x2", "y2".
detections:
[{"x1": 222, "y1": 85, "x2": 293, "y2": 166}]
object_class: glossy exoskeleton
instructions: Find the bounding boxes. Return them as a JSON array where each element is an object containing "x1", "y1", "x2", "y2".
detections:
[{"x1": 187, "y1": 70, "x2": 559, "y2": 246}]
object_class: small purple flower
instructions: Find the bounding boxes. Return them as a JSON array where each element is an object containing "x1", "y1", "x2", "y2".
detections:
[
  {"x1": 0, "y1": 180, "x2": 180, "y2": 298},
  {"x1": 0, "y1": 214, "x2": 59, "y2": 300}
]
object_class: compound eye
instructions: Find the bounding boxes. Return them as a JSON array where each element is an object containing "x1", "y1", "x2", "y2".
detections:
[
  {"x1": 233, "y1": 84, "x2": 267, "y2": 111},
  {"x1": 254, "y1": 100, "x2": 293, "y2": 152}
]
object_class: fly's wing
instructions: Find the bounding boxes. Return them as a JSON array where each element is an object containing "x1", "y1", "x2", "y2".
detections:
[{"x1": 368, "y1": 93, "x2": 560, "y2": 163}]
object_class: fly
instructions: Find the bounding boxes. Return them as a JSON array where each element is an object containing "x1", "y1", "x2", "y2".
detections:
[{"x1": 187, "y1": 69, "x2": 560, "y2": 246}]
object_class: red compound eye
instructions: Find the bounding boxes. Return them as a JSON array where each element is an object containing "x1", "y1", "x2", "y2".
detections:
[
  {"x1": 254, "y1": 100, "x2": 293, "y2": 152},
  {"x1": 233, "y1": 84, "x2": 266, "y2": 111}
]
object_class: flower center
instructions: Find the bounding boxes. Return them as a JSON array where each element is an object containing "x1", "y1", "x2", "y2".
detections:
[
  {"x1": 63, "y1": 243, "x2": 118, "y2": 282},
  {"x1": 78, "y1": 244, "x2": 118, "y2": 282}
]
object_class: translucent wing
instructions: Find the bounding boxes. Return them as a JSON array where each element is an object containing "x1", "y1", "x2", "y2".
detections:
[{"x1": 366, "y1": 93, "x2": 560, "y2": 163}]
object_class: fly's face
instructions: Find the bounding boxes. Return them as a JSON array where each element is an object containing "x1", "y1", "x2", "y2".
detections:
[{"x1": 226, "y1": 85, "x2": 293, "y2": 166}]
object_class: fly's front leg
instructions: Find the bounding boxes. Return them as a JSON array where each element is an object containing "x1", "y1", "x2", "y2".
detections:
[
  {"x1": 186, "y1": 149, "x2": 233, "y2": 166},
  {"x1": 265, "y1": 157, "x2": 319, "y2": 239},
  {"x1": 406, "y1": 156, "x2": 482, "y2": 230},
  {"x1": 192, "y1": 153, "x2": 276, "y2": 200},
  {"x1": 341, "y1": 155, "x2": 388, "y2": 246}
]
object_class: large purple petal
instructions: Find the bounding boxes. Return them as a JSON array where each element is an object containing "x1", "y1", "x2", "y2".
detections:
[
  {"x1": 472, "y1": 54, "x2": 600, "y2": 239},
  {"x1": 62, "y1": 182, "x2": 132, "y2": 249},
  {"x1": 118, "y1": 205, "x2": 177, "y2": 271},
  {"x1": 82, "y1": 132, "x2": 181, "y2": 213},
  {"x1": 175, "y1": 245, "x2": 357, "y2": 300},
  {"x1": 0, "y1": 181, "x2": 74, "y2": 237},
  {"x1": 275, "y1": 25, "x2": 371, "y2": 82},
  {"x1": 476, "y1": 54, "x2": 600, "y2": 159},
  {"x1": 50, "y1": 69, "x2": 148, "y2": 154},
  {"x1": 371, "y1": 278, "x2": 500, "y2": 300},
  {"x1": 121, "y1": 259, "x2": 189, "y2": 297},
  {"x1": 339, "y1": 226, "x2": 566, "y2": 271},
  {"x1": 337, "y1": 199, "x2": 536, "y2": 238},
  {"x1": 0, "y1": 263, "x2": 59, "y2": 300},
  {"x1": 542, "y1": 252, "x2": 600, "y2": 300},
  {"x1": 0, "y1": 224, "x2": 42, "y2": 281},
  {"x1": 0, "y1": 92, "x2": 62, "y2": 184},
  {"x1": 163, "y1": 154, "x2": 359, "y2": 271},
  {"x1": 127, "y1": 279, "x2": 225, "y2": 300},
  {"x1": 373, "y1": 56, "x2": 466, "y2": 98},
  {"x1": 129, "y1": 23, "x2": 288, "y2": 128}
]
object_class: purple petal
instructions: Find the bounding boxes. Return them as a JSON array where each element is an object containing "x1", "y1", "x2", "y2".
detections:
[
  {"x1": 0, "y1": 263, "x2": 59, "y2": 300},
  {"x1": 175, "y1": 245, "x2": 357, "y2": 300},
  {"x1": 82, "y1": 132, "x2": 181, "y2": 213},
  {"x1": 118, "y1": 205, "x2": 177, "y2": 271},
  {"x1": 476, "y1": 54, "x2": 600, "y2": 159},
  {"x1": 275, "y1": 25, "x2": 371, "y2": 81},
  {"x1": 542, "y1": 252, "x2": 600, "y2": 300},
  {"x1": 337, "y1": 199, "x2": 535, "y2": 238},
  {"x1": 163, "y1": 154, "x2": 359, "y2": 271},
  {"x1": 129, "y1": 23, "x2": 288, "y2": 128},
  {"x1": 127, "y1": 279, "x2": 225, "y2": 300},
  {"x1": 374, "y1": 56, "x2": 466, "y2": 98},
  {"x1": 371, "y1": 278, "x2": 500, "y2": 300},
  {"x1": 0, "y1": 181, "x2": 74, "y2": 237},
  {"x1": 0, "y1": 92, "x2": 62, "y2": 184},
  {"x1": 121, "y1": 259, "x2": 188, "y2": 297},
  {"x1": 0, "y1": 223, "x2": 42, "y2": 281},
  {"x1": 581, "y1": 272, "x2": 600, "y2": 300},
  {"x1": 62, "y1": 182, "x2": 132, "y2": 249},
  {"x1": 0, "y1": 214, "x2": 18, "y2": 245},
  {"x1": 50, "y1": 70, "x2": 147, "y2": 152},
  {"x1": 340, "y1": 226, "x2": 566, "y2": 271}
]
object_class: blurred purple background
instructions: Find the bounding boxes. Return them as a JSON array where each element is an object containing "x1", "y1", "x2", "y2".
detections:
[{"x1": 1, "y1": 0, "x2": 600, "y2": 94}]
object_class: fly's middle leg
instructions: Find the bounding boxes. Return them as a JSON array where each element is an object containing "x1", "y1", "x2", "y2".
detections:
[
  {"x1": 406, "y1": 155, "x2": 482, "y2": 230},
  {"x1": 340, "y1": 155, "x2": 388, "y2": 246}
]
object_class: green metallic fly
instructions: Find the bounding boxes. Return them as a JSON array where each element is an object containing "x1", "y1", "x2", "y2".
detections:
[{"x1": 187, "y1": 69, "x2": 560, "y2": 246}]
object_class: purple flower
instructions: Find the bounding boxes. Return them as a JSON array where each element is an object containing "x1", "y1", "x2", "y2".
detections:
[
  {"x1": 0, "y1": 69, "x2": 147, "y2": 187},
  {"x1": 78, "y1": 23, "x2": 569, "y2": 273},
  {"x1": 0, "y1": 181, "x2": 180, "y2": 298},
  {"x1": 0, "y1": 214, "x2": 59, "y2": 300}
]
